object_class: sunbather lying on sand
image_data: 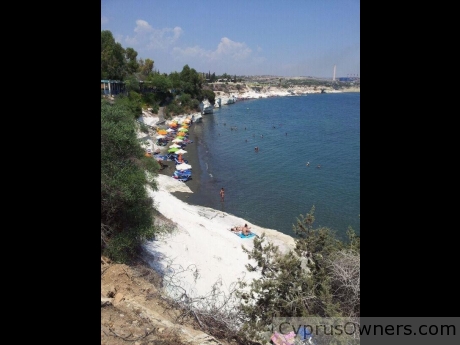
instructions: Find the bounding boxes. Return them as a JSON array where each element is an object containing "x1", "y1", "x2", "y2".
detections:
[{"x1": 230, "y1": 224, "x2": 252, "y2": 235}]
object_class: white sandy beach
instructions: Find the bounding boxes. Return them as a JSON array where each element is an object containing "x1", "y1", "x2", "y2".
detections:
[{"x1": 143, "y1": 175, "x2": 295, "y2": 299}]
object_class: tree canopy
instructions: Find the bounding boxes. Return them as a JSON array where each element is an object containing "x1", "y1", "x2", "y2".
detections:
[
  {"x1": 101, "y1": 30, "x2": 127, "y2": 80},
  {"x1": 101, "y1": 96, "x2": 160, "y2": 263}
]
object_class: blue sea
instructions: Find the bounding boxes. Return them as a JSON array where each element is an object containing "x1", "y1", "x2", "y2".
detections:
[{"x1": 186, "y1": 93, "x2": 360, "y2": 240}]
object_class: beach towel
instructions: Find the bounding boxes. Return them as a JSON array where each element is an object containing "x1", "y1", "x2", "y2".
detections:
[{"x1": 238, "y1": 232, "x2": 256, "y2": 239}]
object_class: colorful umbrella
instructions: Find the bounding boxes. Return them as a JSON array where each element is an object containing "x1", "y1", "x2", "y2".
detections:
[
  {"x1": 179, "y1": 128, "x2": 189, "y2": 132},
  {"x1": 175, "y1": 149, "x2": 187, "y2": 155},
  {"x1": 169, "y1": 144, "x2": 181, "y2": 148},
  {"x1": 168, "y1": 147, "x2": 179, "y2": 153},
  {"x1": 177, "y1": 132, "x2": 187, "y2": 137},
  {"x1": 172, "y1": 138, "x2": 183, "y2": 143},
  {"x1": 157, "y1": 130, "x2": 167, "y2": 135}
]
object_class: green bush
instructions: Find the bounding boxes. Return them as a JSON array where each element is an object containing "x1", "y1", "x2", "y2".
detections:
[
  {"x1": 141, "y1": 92, "x2": 157, "y2": 107},
  {"x1": 236, "y1": 207, "x2": 360, "y2": 342},
  {"x1": 139, "y1": 122, "x2": 149, "y2": 134},
  {"x1": 116, "y1": 92, "x2": 142, "y2": 119},
  {"x1": 101, "y1": 98, "x2": 160, "y2": 263},
  {"x1": 164, "y1": 100, "x2": 184, "y2": 117}
]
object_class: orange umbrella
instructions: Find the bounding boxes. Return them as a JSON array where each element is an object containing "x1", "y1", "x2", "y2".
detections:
[
  {"x1": 157, "y1": 130, "x2": 167, "y2": 135},
  {"x1": 177, "y1": 132, "x2": 186, "y2": 137},
  {"x1": 181, "y1": 124, "x2": 189, "y2": 129},
  {"x1": 170, "y1": 122, "x2": 178, "y2": 127}
]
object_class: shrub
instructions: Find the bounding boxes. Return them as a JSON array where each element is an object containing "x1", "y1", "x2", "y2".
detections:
[{"x1": 101, "y1": 98, "x2": 160, "y2": 263}]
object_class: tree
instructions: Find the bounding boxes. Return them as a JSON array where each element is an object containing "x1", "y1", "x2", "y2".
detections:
[
  {"x1": 101, "y1": 30, "x2": 126, "y2": 80},
  {"x1": 101, "y1": 98, "x2": 160, "y2": 263},
  {"x1": 139, "y1": 58, "x2": 155, "y2": 77},
  {"x1": 124, "y1": 74, "x2": 140, "y2": 93},
  {"x1": 125, "y1": 47, "x2": 140, "y2": 75},
  {"x1": 180, "y1": 65, "x2": 202, "y2": 99},
  {"x1": 149, "y1": 73, "x2": 172, "y2": 94},
  {"x1": 201, "y1": 89, "x2": 216, "y2": 105},
  {"x1": 168, "y1": 71, "x2": 182, "y2": 91}
]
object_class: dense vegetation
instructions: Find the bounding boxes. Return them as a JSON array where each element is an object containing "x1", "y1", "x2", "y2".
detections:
[
  {"x1": 102, "y1": 30, "x2": 218, "y2": 118},
  {"x1": 101, "y1": 96, "x2": 161, "y2": 263}
]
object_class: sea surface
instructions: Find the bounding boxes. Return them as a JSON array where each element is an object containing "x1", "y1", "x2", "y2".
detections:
[{"x1": 186, "y1": 93, "x2": 359, "y2": 240}]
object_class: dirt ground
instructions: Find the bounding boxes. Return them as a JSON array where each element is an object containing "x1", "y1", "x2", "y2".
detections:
[{"x1": 101, "y1": 255, "x2": 236, "y2": 345}]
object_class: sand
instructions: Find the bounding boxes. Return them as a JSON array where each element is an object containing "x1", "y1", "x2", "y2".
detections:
[{"x1": 144, "y1": 175, "x2": 295, "y2": 300}]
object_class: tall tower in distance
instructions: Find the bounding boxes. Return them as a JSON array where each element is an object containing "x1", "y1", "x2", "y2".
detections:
[{"x1": 333, "y1": 65, "x2": 336, "y2": 81}]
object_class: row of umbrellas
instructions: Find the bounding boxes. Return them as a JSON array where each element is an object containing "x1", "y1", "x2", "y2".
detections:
[{"x1": 152, "y1": 118, "x2": 193, "y2": 172}]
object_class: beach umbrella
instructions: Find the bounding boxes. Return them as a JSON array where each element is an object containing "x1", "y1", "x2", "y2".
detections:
[
  {"x1": 181, "y1": 124, "x2": 189, "y2": 128},
  {"x1": 169, "y1": 144, "x2": 181, "y2": 148},
  {"x1": 176, "y1": 163, "x2": 192, "y2": 170},
  {"x1": 177, "y1": 132, "x2": 187, "y2": 136},
  {"x1": 157, "y1": 129, "x2": 167, "y2": 135},
  {"x1": 156, "y1": 134, "x2": 166, "y2": 139},
  {"x1": 175, "y1": 149, "x2": 187, "y2": 155},
  {"x1": 170, "y1": 122, "x2": 178, "y2": 127},
  {"x1": 171, "y1": 138, "x2": 183, "y2": 143},
  {"x1": 179, "y1": 128, "x2": 189, "y2": 132},
  {"x1": 183, "y1": 119, "x2": 191, "y2": 123},
  {"x1": 176, "y1": 136, "x2": 185, "y2": 140},
  {"x1": 166, "y1": 128, "x2": 174, "y2": 132},
  {"x1": 168, "y1": 147, "x2": 179, "y2": 153}
]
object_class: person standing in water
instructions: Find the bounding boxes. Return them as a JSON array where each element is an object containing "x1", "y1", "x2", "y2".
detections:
[{"x1": 220, "y1": 187, "x2": 225, "y2": 202}]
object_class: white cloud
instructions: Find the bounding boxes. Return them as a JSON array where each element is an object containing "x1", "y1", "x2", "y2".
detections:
[
  {"x1": 134, "y1": 19, "x2": 153, "y2": 34},
  {"x1": 147, "y1": 26, "x2": 183, "y2": 50},
  {"x1": 212, "y1": 37, "x2": 252, "y2": 60},
  {"x1": 123, "y1": 20, "x2": 183, "y2": 50},
  {"x1": 101, "y1": 16, "x2": 108, "y2": 25},
  {"x1": 172, "y1": 46, "x2": 208, "y2": 58},
  {"x1": 173, "y1": 37, "x2": 252, "y2": 62}
]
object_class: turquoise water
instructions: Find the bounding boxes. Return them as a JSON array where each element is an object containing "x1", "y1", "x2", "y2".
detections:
[{"x1": 188, "y1": 93, "x2": 360, "y2": 239}]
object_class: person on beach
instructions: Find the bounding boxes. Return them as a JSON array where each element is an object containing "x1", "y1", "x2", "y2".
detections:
[
  {"x1": 230, "y1": 224, "x2": 251, "y2": 235},
  {"x1": 242, "y1": 224, "x2": 252, "y2": 236},
  {"x1": 220, "y1": 187, "x2": 225, "y2": 202}
]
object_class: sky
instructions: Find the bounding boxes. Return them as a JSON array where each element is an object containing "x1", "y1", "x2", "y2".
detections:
[{"x1": 101, "y1": 0, "x2": 360, "y2": 79}]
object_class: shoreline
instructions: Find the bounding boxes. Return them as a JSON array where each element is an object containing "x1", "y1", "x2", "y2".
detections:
[
  {"x1": 146, "y1": 111, "x2": 296, "y2": 298},
  {"x1": 142, "y1": 89, "x2": 357, "y2": 297}
]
